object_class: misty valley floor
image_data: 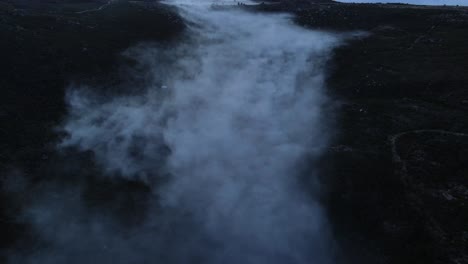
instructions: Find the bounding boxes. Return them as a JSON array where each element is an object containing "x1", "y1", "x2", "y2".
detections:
[{"x1": 1, "y1": 1, "x2": 468, "y2": 264}]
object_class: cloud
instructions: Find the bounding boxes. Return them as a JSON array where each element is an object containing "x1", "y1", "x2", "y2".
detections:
[{"x1": 8, "y1": 3, "x2": 346, "y2": 264}]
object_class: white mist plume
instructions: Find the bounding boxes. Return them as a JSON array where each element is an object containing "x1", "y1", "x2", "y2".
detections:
[{"x1": 14, "y1": 2, "x2": 345, "y2": 263}]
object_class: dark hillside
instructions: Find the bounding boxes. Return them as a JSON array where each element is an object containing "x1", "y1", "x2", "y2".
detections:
[
  {"x1": 0, "y1": 0, "x2": 184, "y2": 254},
  {"x1": 277, "y1": 3, "x2": 468, "y2": 264}
]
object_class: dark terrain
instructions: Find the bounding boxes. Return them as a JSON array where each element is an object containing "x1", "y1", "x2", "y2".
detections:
[
  {"x1": 265, "y1": 2, "x2": 468, "y2": 263},
  {"x1": 0, "y1": 0, "x2": 185, "y2": 261},
  {"x1": 1, "y1": 0, "x2": 467, "y2": 264}
]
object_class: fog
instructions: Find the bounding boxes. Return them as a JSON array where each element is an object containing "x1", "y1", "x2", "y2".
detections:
[{"x1": 7, "y1": 1, "x2": 346, "y2": 263}]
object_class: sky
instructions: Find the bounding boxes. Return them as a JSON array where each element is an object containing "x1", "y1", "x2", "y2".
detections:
[{"x1": 337, "y1": 0, "x2": 468, "y2": 5}]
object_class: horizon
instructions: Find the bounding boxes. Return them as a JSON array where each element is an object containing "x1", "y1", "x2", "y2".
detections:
[{"x1": 336, "y1": 0, "x2": 468, "y2": 5}]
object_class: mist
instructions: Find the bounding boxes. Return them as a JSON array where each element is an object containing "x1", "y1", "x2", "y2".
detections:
[{"x1": 7, "y1": 1, "x2": 345, "y2": 263}]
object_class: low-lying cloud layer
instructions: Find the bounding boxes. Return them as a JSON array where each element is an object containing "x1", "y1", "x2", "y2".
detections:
[{"x1": 8, "y1": 2, "x2": 344, "y2": 263}]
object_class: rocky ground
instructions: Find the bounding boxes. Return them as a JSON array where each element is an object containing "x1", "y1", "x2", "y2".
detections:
[{"x1": 1, "y1": 1, "x2": 467, "y2": 264}]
